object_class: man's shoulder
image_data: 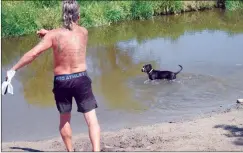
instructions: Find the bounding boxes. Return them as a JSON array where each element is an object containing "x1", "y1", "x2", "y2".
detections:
[
  {"x1": 77, "y1": 26, "x2": 88, "y2": 35},
  {"x1": 48, "y1": 28, "x2": 63, "y2": 35},
  {"x1": 45, "y1": 28, "x2": 65, "y2": 40}
]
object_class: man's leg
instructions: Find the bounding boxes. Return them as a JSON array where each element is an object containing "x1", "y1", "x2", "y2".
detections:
[
  {"x1": 53, "y1": 74, "x2": 74, "y2": 151},
  {"x1": 60, "y1": 113, "x2": 73, "y2": 152},
  {"x1": 73, "y1": 75, "x2": 100, "y2": 151},
  {"x1": 84, "y1": 109, "x2": 100, "y2": 152}
]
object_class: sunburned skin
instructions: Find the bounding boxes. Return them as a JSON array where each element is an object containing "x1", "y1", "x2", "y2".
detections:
[
  {"x1": 50, "y1": 26, "x2": 88, "y2": 75},
  {"x1": 8, "y1": 25, "x2": 88, "y2": 76},
  {"x1": 7, "y1": 1, "x2": 101, "y2": 151}
]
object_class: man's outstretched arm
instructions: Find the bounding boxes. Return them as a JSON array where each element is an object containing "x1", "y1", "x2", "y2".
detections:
[{"x1": 10, "y1": 32, "x2": 52, "y2": 71}]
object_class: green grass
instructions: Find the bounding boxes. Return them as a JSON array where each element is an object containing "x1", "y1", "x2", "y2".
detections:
[
  {"x1": 225, "y1": 0, "x2": 243, "y2": 11},
  {"x1": 2, "y1": 0, "x2": 243, "y2": 38}
]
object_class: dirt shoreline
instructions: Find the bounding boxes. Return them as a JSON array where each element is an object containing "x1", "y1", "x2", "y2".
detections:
[{"x1": 2, "y1": 104, "x2": 243, "y2": 152}]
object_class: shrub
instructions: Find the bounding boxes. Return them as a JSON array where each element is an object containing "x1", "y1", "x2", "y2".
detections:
[{"x1": 131, "y1": 1, "x2": 154, "y2": 20}]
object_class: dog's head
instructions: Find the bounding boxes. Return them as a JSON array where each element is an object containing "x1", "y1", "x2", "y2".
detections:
[{"x1": 141, "y1": 64, "x2": 153, "y2": 73}]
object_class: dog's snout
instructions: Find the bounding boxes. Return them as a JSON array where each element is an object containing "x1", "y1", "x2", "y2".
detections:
[{"x1": 141, "y1": 67, "x2": 145, "y2": 72}]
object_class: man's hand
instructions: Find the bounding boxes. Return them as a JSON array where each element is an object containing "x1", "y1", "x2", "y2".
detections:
[{"x1": 37, "y1": 29, "x2": 49, "y2": 38}]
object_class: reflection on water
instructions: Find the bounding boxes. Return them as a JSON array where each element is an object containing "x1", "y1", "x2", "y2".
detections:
[
  {"x1": 2, "y1": 9, "x2": 243, "y2": 109},
  {"x1": 2, "y1": 9, "x2": 243, "y2": 142},
  {"x1": 92, "y1": 45, "x2": 147, "y2": 111}
]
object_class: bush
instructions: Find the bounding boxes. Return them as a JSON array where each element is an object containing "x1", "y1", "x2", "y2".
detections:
[
  {"x1": 35, "y1": 7, "x2": 62, "y2": 30},
  {"x1": 105, "y1": 2, "x2": 123, "y2": 23},
  {"x1": 2, "y1": 0, "x2": 243, "y2": 38},
  {"x1": 79, "y1": 1, "x2": 108, "y2": 27},
  {"x1": 32, "y1": 0, "x2": 60, "y2": 8},
  {"x1": 131, "y1": 1, "x2": 154, "y2": 20},
  {"x1": 153, "y1": 1, "x2": 183, "y2": 15},
  {"x1": 225, "y1": 0, "x2": 243, "y2": 11},
  {"x1": 2, "y1": 1, "x2": 38, "y2": 37}
]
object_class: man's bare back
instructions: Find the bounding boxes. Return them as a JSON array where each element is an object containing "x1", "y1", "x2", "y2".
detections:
[
  {"x1": 7, "y1": 1, "x2": 100, "y2": 151},
  {"x1": 48, "y1": 25, "x2": 88, "y2": 75}
]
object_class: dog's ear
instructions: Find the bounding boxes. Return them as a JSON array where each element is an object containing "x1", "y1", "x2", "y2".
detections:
[{"x1": 148, "y1": 64, "x2": 152, "y2": 69}]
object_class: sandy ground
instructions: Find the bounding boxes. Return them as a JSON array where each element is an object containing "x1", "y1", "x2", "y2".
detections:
[{"x1": 2, "y1": 104, "x2": 243, "y2": 152}]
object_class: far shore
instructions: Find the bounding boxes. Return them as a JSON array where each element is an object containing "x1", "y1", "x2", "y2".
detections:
[
  {"x1": 2, "y1": 104, "x2": 243, "y2": 152},
  {"x1": 3, "y1": 0, "x2": 243, "y2": 38}
]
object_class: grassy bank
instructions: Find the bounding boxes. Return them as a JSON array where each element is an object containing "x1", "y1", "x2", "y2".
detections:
[
  {"x1": 225, "y1": 0, "x2": 243, "y2": 10},
  {"x1": 2, "y1": 0, "x2": 243, "y2": 38}
]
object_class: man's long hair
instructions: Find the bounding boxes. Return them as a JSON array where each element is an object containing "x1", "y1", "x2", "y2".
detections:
[{"x1": 62, "y1": 0, "x2": 80, "y2": 30}]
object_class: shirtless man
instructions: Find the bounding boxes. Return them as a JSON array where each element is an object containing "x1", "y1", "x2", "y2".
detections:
[{"x1": 6, "y1": 0, "x2": 100, "y2": 151}]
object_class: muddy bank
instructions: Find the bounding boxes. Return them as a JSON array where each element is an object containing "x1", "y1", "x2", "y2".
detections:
[{"x1": 2, "y1": 104, "x2": 243, "y2": 152}]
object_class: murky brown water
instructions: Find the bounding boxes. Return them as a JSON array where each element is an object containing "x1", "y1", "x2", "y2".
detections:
[{"x1": 2, "y1": 9, "x2": 243, "y2": 142}]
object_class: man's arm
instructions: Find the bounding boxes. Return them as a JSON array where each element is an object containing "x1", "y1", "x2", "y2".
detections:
[
  {"x1": 10, "y1": 32, "x2": 52, "y2": 71},
  {"x1": 37, "y1": 29, "x2": 49, "y2": 38}
]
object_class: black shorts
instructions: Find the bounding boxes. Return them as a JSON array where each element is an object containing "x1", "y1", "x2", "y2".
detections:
[{"x1": 52, "y1": 71, "x2": 98, "y2": 114}]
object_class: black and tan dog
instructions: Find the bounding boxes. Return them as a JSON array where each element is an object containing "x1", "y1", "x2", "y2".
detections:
[{"x1": 141, "y1": 64, "x2": 183, "y2": 81}]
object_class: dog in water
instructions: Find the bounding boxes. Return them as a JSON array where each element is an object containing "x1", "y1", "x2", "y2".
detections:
[{"x1": 141, "y1": 64, "x2": 183, "y2": 81}]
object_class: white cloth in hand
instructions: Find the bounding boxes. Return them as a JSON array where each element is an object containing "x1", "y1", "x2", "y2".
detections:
[{"x1": 2, "y1": 70, "x2": 16, "y2": 95}]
